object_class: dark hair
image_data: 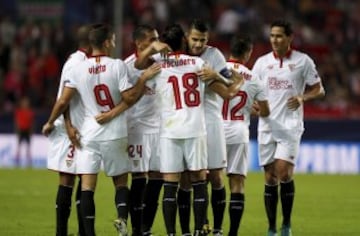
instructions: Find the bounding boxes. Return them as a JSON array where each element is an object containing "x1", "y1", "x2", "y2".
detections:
[
  {"x1": 189, "y1": 19, "x2": 209, "y2": 33},
  {"x1": 76, "y1": 24, "x2": 92, "y2": 47},
  {"x1": 271, "y1": 20, "x2": 293, "y2": 36},
  {"x1": 162, "y1": 24, "x2": 185, "y2": 51},
  {"x1": 132, "y1": 24, "x2": 156, "y2": 41},
  {"x1": 88, "y1": 24, "x2": 114, "y2": 49},
  {"x1": 230, "y1": 35, "x2": 252, "y2": 58}
]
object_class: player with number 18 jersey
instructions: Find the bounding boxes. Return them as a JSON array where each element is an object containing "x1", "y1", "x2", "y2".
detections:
[{"x1": 147, "y1": 53, "x2": 207, "y2": 172}]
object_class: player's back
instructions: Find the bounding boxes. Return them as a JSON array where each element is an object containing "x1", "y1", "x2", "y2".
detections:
[
  {"x1": 54, "y1": 50, "x2": 88, "y2": 130},
  {"x1": 200, "y1": 46, "x2": 228, "y2": 123},
  {"x1": 67, "y1": 55, "x2": 132, "y2": 141},
  {"x1": 222, "y1": 61, "x2": 266, "y2": 143},
  {"x1": 125, "y1": 53, "x2": 159, "y2": 134},
  {"x1": 150, "y1": 53, "x2": 206, "y2": 139}
]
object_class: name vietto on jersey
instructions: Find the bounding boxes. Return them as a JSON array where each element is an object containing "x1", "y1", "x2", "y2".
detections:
[{"x1": 66, "y1": 56, "x2": 132, "y2": 141}]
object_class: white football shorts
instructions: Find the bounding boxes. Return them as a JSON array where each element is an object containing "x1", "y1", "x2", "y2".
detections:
[
  {"x1": 258, "y1": 130, "x2": 303, "y2": 166},
  {"x1": 47, "y1": 127, "x2": 77, "y2": 174},
  {"x1": 226, "y1": 143, "x2": 248, "y2": 176},
  {"x1": 128, "y1": 132, "x2": 160, "y2": 173},
  {"x1": 160, "y1": 136, "x2": 207, "y2": 173},
  {"x1": 206, "y1": 122, "x2": 227, "y2": 169},
  {"x1": 76, "y1": 137, "x2": 130, "y2": 176}
]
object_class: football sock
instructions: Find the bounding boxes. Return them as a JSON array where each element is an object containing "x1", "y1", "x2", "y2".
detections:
[
  {"x1": 80, "y1": 190, "x2": 95, "y2": 236},
  {"x1": 162, "y1": 181, "x2": 178, "y2": 234},
  {"x1": 192, "y1": 181, "x2": 208, "y2": 231},
  {"x1": 280, "y1": 180, "x2": 295, "y2": 227},
  {"x1": 211, "y1": 187, "x2": 226, "y2": 232},
  {"x1": 264, "y1": 184, "x2": 279, "y2": 231},
  {"x1": 177, "y1": 188, "x2": 191, "y2": 234},
  {"x1": 75, "y1": 179, "x2": 86, "y2": 236},
  {"x1": 228, "y1": 193, "x2": 245, "y2": 236},
  {"x1": 115, "y1": 186, "x2": 130, "y2": 220},
  {"x1": 142, "y1": 179, "x2": 163, "y2": 232},
  {"x1": 56, "y1": 185, "x2": 73, "y2": 236},
  {"x1": 129, "y1": 177, "x2": 146, "y2": 234}
]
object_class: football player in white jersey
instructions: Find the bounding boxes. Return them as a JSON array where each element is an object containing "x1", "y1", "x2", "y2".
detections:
[
  {"x1": 124, "y1": 24, "x2": 163, "y2": 236},
  {"x1": 178, "y1": 19, "x2": 242, "y2": 236},
  {"x1": 252, "y1": 20, "x2": 325, "y2": 236},
  {"x1": 42, "y1": 24, "x2": 160, "y2": 236},
  {"x1": 46, "y1": 24, "x2": 91, "y2": 236},
  {"x1": 135, "y1": 23, "x2": 243, "y2": 236},
  {"x1": 222, "y1": 35, "x2": 270, "y2": 236}
]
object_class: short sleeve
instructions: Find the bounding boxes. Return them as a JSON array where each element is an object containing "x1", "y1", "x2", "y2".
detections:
[
  {"x1": 117, "y1": 60, "x2": 133, "y2": 92},
  {"x1": 303, "y1": 55, "x2": 322, "y2": 86},
  {"x1": 64, "y1": 67, "x2": 77, "y2": 89}
]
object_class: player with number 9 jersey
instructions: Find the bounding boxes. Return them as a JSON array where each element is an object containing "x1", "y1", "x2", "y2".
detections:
[{"x1": 66, "y1": 56, "x2": 132, "y2": 142}]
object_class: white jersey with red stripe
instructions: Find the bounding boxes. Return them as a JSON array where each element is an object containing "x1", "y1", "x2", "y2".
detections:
[
  {"x1": 66, "y1": 56, "x2": 132, "y2": 141},
  {"x1": 147, "y1": 53, "x2": 206, "y2": 138},
  {"x1": 252, "y1": 50, "x2": 321, "y2": 131},
  {"x1": 124, "y1": 53, "x2": 159, "y2": 134},
  {"x1": 54, "y1": 50, "x2": 87, "y2": 132},
  {"x1": 200, "y1": 46, "x2": 228, "y2": 124},
  {"x1": 222, "y1": 61, "x2": 267, "y2": 144}
]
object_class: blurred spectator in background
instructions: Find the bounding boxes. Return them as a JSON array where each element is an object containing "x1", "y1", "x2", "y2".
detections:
[
  {"x1": 14, "y1": 96, "x2": 34, "y2": 167},
  {"x1": 0, "y1": 0, "x2": 359, "y2": 131}
]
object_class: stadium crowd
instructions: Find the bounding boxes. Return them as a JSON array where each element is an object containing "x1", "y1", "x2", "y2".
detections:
[{"x1": 0, "y1": 0, "x2": 359, "y2": 119}]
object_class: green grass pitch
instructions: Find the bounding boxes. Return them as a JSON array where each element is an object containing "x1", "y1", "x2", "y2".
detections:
[{"x1": 0, "y1": 169, "x2": 359, "y2": 235}]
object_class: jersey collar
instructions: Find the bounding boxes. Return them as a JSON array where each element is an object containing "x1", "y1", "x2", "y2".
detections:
[{"x1": 273, "y1": 49, "x2": 292, "y2": 59}]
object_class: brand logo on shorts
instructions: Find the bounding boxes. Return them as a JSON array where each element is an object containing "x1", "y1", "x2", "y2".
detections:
[
  {"x1": 66, "y1": 159, "x2": 73, "y2": 167},
  {"x1": 133, "y1": 160, "x2": 139, "y2": 167}
]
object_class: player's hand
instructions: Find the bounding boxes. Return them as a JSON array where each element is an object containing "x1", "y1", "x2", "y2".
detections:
[
  {"x1": 151, "y1": 41, "x2": 172, "y2": 58},
  {"x1": 251, "y1": 101, "x2": 260, "y2": 116},
  {"x1": 66, "y1": 126, "x2": 81, "y2": 149},
  {"x1": 142, "y1": 63, "x2": 161, "y2": 80},
  {"x1": 197, "y1": 66, "x2": 217, "y2": 81},
  {"x1": 42, "y1": 122, "x2": 54, "y2": 136},
  {"x1": 287, "y1": 96, "x2": 303, "y2": 110},
  {"x1": 95, "y1": 111, "x2": 114, "y2": 125},
  {"x1": 231, "y1": 68, "x2": 244, "y2": 82}
]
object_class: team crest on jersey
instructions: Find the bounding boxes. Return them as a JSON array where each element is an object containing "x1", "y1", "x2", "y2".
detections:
[{"x1": 288, "y1": 64, "x2": 296, "y2": 71}]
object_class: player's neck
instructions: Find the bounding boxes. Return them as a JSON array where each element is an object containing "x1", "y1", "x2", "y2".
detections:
[
  {"x1": 228, "y1": 56, "x2": 245, "y2": 64},
  {"x1": 91, "y1": 49, "x2": 108, "y2": 57}
]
